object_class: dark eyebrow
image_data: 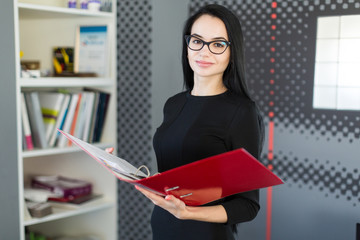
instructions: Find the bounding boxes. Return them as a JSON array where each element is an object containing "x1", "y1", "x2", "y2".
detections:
[{"x1": 191, "y1": 33, "x2": 228, "y2": 41}]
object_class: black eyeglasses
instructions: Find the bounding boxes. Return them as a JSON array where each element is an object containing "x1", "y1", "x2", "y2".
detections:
[{"x1": 184, "y1": 35, "x2": 231, "y2": 55}]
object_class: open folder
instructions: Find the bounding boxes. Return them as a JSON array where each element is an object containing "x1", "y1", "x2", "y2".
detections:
[{"x1": 58, "y1": 129, "x2": 284, "y2": 206}]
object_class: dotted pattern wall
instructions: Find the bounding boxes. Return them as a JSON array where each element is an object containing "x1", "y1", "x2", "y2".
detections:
[
  {"x1": 262, "y1": 153, "x2": 360, "y2": 207},
  {"x1": 189, "y1": 0, "x2": 360, "y2": 208},
  {"x1": 116, "y1": 0, "x2": 153, "y2": 239},
  {"x1": 190, "y1": 0, "x2": 360, "y2": 143},
  {"x1": 266, "y1": 0, "x2": 360, "y2": 143},
  {"x1": 115, "y1": 0, "x2": 360, "y2": 238}
]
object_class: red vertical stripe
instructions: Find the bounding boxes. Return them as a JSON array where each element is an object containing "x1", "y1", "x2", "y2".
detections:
[
  {"x1": 266, "y1": 187, "x2": 273, "y2": 240},
  {"x1": 266, "y1": 121, "x2": 274, "y2": 240},
  {"x1": 266, "y1": 2, "x2": 277, "y2": 239},
  {"x1": 268, "y1": 121, "x2": 274, "y2": 160}
]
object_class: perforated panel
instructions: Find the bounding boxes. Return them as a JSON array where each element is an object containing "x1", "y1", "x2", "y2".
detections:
[
  {"x1": 189, "y1": 0, "x2": 360, "y2": 207},
  {"x1": 116, "y1": 0, "x2": 153, "y2": 239},
  {"x1": 190, "y1": 0, "x2": 360, "y2": 142}
]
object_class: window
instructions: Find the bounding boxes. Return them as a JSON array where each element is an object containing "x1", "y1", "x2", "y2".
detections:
[{"x1": 313, "y1": 15, "x2": 360, "y2": 110}]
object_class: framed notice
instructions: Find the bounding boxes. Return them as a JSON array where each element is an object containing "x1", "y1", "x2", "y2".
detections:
[{"x1": 74, "y1": 25, "x2": 109, "y2": 77}]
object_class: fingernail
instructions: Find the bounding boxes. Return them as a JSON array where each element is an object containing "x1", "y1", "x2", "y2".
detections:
[
  {"x1": 135, "y1": 185, "x2": 139, "y2": 190},
  {"x1": 165, "y1": 195, "x2": 172, "y2": 200}
]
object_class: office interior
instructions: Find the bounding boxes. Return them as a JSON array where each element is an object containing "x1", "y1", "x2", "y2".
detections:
[{"x1": 1, "y1": 0, "x2": 359, "y2": 239}]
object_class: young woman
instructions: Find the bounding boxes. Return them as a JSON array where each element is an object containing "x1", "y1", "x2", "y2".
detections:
[{"x1": 135, "y1": 4, "x2": 264, "y2": 240}]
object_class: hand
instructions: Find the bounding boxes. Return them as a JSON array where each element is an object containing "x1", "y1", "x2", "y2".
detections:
[
  {"x1": 105, "y1": 147, "x2": 114, "y2": 154},
  {"x1": 135, "y1": 185, "x2": 189, "y2": 220}
]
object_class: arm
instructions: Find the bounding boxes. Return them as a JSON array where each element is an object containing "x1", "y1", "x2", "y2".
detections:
[
  {"x1": 220, "y1": 100, "x2": 262, "y2": 224},
  {"x1": 105, "y1": 147, "x2": 228, "y2": 222}
]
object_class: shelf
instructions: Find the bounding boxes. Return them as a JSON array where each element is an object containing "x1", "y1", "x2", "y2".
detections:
[
  {"x1": 22, "y1": 142, "x2": 112, "y2": 158},
  {"x1": 20, "y1": 77, "x2": 114, "y2": 88},
  {"x1": 23, "y1": 200, "x2": 115, "y2": 226},
  {"x1": 18, "y1": 3, "x2": 114, "y2": 19}
]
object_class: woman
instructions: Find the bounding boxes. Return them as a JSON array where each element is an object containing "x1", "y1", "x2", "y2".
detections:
[{"x1": 136, "y1": 4, "x2": 264, "y2": 240}]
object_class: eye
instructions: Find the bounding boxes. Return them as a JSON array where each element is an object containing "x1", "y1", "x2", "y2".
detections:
[
  {"x1": 213, "y1": 42, "x2": 227, "y2": 48},
  {"x1": 192, "y1": 39, "x2": 203, "y2": 45}
]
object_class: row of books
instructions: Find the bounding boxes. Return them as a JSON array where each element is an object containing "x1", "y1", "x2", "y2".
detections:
[{"x1": 21, "y1": 88, "x2": 110, "y2": 150}]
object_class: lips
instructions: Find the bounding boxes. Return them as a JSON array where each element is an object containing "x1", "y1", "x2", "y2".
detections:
[{"x1": 196, "y1": 60, "x2": 214, "y2": 67}]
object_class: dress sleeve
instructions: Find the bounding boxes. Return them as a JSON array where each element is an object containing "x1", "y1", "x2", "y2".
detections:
[{"x1": 221, "y1": 101, "x2": 262, "y2": 225}]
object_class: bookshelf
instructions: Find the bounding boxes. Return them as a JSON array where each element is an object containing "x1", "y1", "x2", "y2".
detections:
[{"x1": 6, "y1": 1, "x2": 118, "y2": 239}]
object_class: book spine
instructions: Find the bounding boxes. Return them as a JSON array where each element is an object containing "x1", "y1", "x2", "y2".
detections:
[
  {"x1": 21, "y1": 93, "x2": 34, "y2": 150},
  {"x1": 92, "y1": 92, "x2": 104, "y2": 142},
  {"x1": 49, "y1": 94, "x2": 71, "y2": 147},
  {"x1": 38, "y1": 92, "x2": 65, "y2": 143},
  {"x1": 68, "y1": 93, "x2": 82, "y2": 146},
  {"x1": 88, "y1": 92, "x2": 100, "y2": 143},
  {"x1": 57, "y1": 93, "x2": 79, "y2": 147},
  {"x1": 62, "y1": 185, "x2": 92, "y2": 198},
  {"x1": 25, "y1": 92, "x2": 48, "y2": 149},
  {"x1": 95, "y1": 92, "x2": 110, "y2": 142},
  {"x1": 82, "y1": 92, "x2": 95, "y2": 142}
]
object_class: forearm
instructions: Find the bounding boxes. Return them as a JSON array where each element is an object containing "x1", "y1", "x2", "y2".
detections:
[{"x1": 183, "y1": 205, "x2": 228, "y2": 223}]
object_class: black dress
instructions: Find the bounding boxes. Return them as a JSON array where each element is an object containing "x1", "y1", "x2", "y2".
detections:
[{"x1": 151, "y1": 90, "x2": 262, "y2": 240}]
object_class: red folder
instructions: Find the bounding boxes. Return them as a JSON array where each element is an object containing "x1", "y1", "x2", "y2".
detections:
[{"x1": 59, "y1": 129, "x2": 284, "y2": 206}]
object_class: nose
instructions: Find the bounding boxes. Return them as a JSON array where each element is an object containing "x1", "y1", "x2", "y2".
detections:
[{"x1": 199, "y1": 43, "x2": 212, "y2": 55}]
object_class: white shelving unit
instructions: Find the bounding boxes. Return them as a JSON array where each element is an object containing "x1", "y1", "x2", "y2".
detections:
[{"x1": 12, "y1": 1, "x2": 118, "y2": 239}]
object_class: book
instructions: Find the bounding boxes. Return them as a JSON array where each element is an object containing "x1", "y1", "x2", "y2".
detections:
[
  {"x1": 31, "y1": 175, "x2": 92, "y2": 199},
  {"x1": 21, "y1": 93, "x2": 34, "y2": 150},
  {"x1": 38, "y1": 92, "x2": 66, "y2": 143},
  {"x1": 58, "y1": 130, "x2": 284, "y2": 206},
  {"x1": 81, "y1": 92, "x2": 96, "y2": 142},
  {"x1": 47, "y1": 194, "x2": 102, "y2": 210},
  {"x1": 24, "y1": 92, "x2": 48, "y2": 149},
  {"x1": 68, "y1": 93, "x2": 83, "y2": 146},
  {"x1": 90, "y1": 90, "x2": 110, "y2": 142},
  {"x1": 74, "y1": 25, "x2": 109, "y2": 77},
  {"x1": 57, "y1": 93, "x2": 79, "y2": 147},
  {"x1": 74, "y1": 92, "x2": 89, "y2": 139},
  {"x1": 49, "y1": 94, "x2": 71, "y2": 147},
  {"x1": 88, "y1": 92, "x2": 100, "y2": 143}
]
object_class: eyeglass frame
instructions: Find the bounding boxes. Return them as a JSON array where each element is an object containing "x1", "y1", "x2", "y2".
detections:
[{"x1": 184, "y1": 35, "x2": 231, "y2": 55}]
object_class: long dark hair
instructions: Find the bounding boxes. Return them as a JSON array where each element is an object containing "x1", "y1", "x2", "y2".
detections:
[
  {"x1": 182, "y1": 4, "x2": 264, "y2": 155},
  {"x1": 182, "y1": 4, "x2": 250, "y2": 98}
]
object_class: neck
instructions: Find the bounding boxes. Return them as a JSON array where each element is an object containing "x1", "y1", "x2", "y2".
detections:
[{"x1": 191, "y1": 75, "x2": 227, "y2": 96}]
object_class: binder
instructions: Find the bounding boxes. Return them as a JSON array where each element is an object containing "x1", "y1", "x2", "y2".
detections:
[{"x1": 58, "y1": 129, "x2": 284, "y2": 206}]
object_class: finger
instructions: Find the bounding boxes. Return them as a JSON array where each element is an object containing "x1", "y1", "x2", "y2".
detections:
[
  {"x1": 137, "y1": 187, "x2": 162, "y2": 201},
  {"x1": 105, "y1": 147, "x2": 114, "y2": 154}
]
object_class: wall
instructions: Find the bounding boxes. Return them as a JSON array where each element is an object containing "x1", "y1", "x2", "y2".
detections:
[
  {"x1": 151, "y1": 0, "x2": 190, "y2": 169},
  {"x1": 116, "y1": 0, "x2": 189, "y2": 239},
  {"x1": 117, "y1": 0, "x2": 360, "y2": 239},
  {"x1": 189, "y1": 0, "x2": 360, "y2": 239},
  {"x1": 0, "y1": 1, "x2": 21, "y2": 239}
]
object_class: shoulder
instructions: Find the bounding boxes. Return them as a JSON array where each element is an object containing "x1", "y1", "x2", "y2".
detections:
[
  {"x1": 162, "y1": 91, "x2": 187, "y2": 116},
  {"x1": 164, "y1": 91, "x2": 187, "y2": 107},
  {"x1": 223, "y1": 91, "x2": 257, "y2": 113}
]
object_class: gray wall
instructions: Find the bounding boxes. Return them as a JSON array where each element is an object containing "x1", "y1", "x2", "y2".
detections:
[
  {"x1": 151, "y1": 0, "x2": 189, "y2": 169},
  {"x1": 116, "y1": 0, "x2": 189, "y2": 239},
  {"x1": 0, "y1": 1, "x2": 21, "y2": 239}
]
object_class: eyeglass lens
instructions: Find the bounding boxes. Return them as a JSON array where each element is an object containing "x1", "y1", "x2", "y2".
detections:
[{"x1": 186, "y1": 36, "x2": 229, "y2": 54}]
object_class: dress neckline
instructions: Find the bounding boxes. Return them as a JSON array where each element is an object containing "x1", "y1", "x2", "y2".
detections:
[{"x1": 186, "y1": 90, "x2": 229, "y2": 100}]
